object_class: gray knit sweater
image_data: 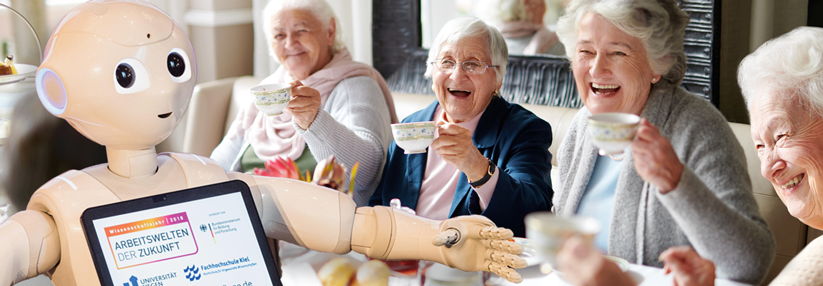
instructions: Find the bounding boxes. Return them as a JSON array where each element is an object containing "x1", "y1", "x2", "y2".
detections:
[
  {"x1": 210, "y1": 76, "x2": 392, "y2": 206},
  {"x1": 555, "y1": 81, "x2": 775, "y2": 284}
]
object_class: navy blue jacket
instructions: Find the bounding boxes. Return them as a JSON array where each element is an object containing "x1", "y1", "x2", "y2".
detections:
[{"x1": 369, "y1": 96, "x2": 553, "y2": 237}]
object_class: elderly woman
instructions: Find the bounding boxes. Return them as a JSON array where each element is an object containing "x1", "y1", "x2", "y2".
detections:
[
  {"x1": 211, "y1": 0, "x2": 397, "y2": 206},
  {"x1": 479, "y1": 0, "x2": 564, "y2": 55},
  {"x1": 557, "y1": 26, "x2": 823, "y2": 286},
  {"x1": 369, "y1": 17, "x2": 553, "y2": 237},
  {"x1": 552, "y1": 0, "x2": 775, "y2": 283}
]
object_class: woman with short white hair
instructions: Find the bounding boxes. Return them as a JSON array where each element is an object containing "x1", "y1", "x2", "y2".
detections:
[
  {"x1": 552, "y1": 0, "x2": 774, "y2": 283},
  {"x1": 370, "y1": 17, "x2": 554, "y2": 238},
  {"x1": 211, "y1": 0, "x2": 397, "y2": 206},
  {"x1": 479, "y1": 0, "x2": 564, "y2": 55}
]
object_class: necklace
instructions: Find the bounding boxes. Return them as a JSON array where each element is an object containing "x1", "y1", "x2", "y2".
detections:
[{"x1": 608, "y1": 154, "x2": 624, "y2": 161}]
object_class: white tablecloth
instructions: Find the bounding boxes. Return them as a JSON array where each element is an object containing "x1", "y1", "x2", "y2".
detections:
[{"x1": 279, "y1": 249, "x2": 753, "y2": 286}]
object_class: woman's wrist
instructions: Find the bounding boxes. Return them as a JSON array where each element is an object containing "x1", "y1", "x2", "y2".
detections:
[{"x1": 466, "y1": 153, "x2": 490, "y2": 182}]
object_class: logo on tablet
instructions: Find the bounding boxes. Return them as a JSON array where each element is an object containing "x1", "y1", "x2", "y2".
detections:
[
  {"x1": 184, "y1": 265, "x2": 201, "y2": 281},
  {"x1": 123, "y1": 275, "x2": 138, "y2": 286}
]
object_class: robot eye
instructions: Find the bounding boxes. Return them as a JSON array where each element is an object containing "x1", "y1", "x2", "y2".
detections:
[
  {"x1": 167, "y1": 47, "x2": 192, "y2": 83},
  {"x1": 115, "y1": 63, "x2": 134, "y2": 88},
  {"x1": 113, "y1": 58, "x2": 151, "y2": 94},
  {"x1": 167, "y1": 52, "x2": 185, "y2": 77}
]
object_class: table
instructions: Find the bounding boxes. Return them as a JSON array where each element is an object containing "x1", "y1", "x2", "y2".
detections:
[{"x1": 279, "y1": 248, "x2": 753, "y2": 286}]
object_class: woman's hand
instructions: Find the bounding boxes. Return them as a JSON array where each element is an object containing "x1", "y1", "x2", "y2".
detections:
[
  {"x1": 285, "y1": 81, "x2": 322, "y2": 130},
  {"x1": 660, "y1": 246, "x2": 716, "y2": 286},
  {"x1": 557, "y1": 236, "x2": 636, "y2": 286},
  {"x1": 631, "y1": 118, "x2": 683, "y2": 193},
  {"x1": 430, "y1": 123, "x2": 488, "y2": 182}
]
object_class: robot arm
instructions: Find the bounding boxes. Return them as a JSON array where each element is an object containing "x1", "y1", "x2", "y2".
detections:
[
  {"x1": 238, "y1": 173, "x2": 526, "y2": 283},
  {"x1": 0, "y1": 211, "x2": 60, "y2": 285}
]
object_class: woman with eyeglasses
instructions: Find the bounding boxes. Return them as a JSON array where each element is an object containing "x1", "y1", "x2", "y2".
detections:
[{"x1": 368, "y1": 17, "x2": 553, "y2": 237}]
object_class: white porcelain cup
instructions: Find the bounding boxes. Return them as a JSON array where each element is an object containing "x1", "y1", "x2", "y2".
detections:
[
  {"x1": 587, "y1": 112, "x2": 640, "y2": 155},
  {"x1": 525, "y1": 212, "x2": 600, "y2": 267},
  {"x1": 251, "y1": 83, "x2": 291, "y2": 115},
  {"x1": 391, "y1": 121, "x2": 436, "y2": 154}
]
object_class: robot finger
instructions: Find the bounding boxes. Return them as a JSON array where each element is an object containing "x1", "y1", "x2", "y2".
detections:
[
  {"x1": 482, "y1": 239, "x2": 523, "y2": 255},
  {"x1": 486, "y1": 250, "x2": 527, "y2": 269},
  {"x1": 479, "y1": 226, "x2": 514, "y2": 240},
  {"x1": 486, "y1": 261, "x2": 523, "y2": 283}
]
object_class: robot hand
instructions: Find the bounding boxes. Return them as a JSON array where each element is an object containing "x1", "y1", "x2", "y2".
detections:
[{"x1": 433, "y1": 215, "x2": 527, "y2": 283}]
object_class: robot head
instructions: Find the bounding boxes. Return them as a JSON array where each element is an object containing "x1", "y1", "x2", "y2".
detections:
[{"x1": 35, "y1": 0, "x2": 196, "y2": 149}]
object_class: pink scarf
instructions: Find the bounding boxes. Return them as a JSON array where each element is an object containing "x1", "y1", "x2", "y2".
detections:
[
  {"x1": 497, "y1": 21, "x2": 559, "y2": 55},
  {"x1": 226, "y1": 49, "x2": 398, "y2": 162}
]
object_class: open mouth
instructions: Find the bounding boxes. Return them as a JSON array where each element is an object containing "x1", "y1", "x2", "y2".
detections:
[
  {"x1": 447, "y1": 88, "x2": 472, "y2": 97},
  {"x1": 782, "y1": 173, "x2": 805, "y2": 189},
  {"x1": 158, "y1": 112, "x2": 173, "y2": 119},
  {"x1": 590, "y1": 83, "x2": 621, "y2": 95}
]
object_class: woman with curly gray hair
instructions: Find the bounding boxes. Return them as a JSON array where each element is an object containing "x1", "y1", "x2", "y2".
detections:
[{"x1": 551, "y1": 0, "x2": 775, "y2": 284}]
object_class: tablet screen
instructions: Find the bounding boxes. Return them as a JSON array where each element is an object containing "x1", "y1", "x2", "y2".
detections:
[{"x1": 88, "y1": 189, "x2": 276, "y2": 286}]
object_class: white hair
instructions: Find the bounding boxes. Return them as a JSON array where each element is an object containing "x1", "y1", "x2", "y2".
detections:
[
  {"x1": 477, "y1": 0, "x2": 530, "y2": 24},
  {"x1": 424, "y1": 17, "x2": 509, "y2": 85},
  {"x1": 738, "y1": 27, "x2": 823, "y2": 117},
  {"x1": 556, "y1": 0, "x2": 689, "y2": 85},
  {"x1": 262, "y1": 0, "x2": 345, "y2": 60}
]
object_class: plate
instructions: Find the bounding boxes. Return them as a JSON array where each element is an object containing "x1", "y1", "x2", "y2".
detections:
[
  {"x1": 0, "y1": 64, "x2": 37, "y2": 85},
  {"x1": 604, "y1": 255, "x2": 629, "y2": 272}
]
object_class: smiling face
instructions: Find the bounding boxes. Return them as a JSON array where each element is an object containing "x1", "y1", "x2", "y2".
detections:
[
  {"x1": 270, "y1": 9, "x2": 334, "y2": 80},
  {"x1": 36, "y1": 1, "x2": 196, "y2": 150},
  {"x1": 751, "y1": 91, "x2": 823, "y2": 228},
  {"x1": 573, "y1": 12, "x2": 658, "y2": 115},
  {"x1": 431, "y1": 36, "x2": 500, "y2": 123}
]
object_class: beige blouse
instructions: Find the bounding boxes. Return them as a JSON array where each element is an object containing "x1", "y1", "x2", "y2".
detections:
[{"x1": 771, "y1": 235, "x2": 823, "y2": 285}]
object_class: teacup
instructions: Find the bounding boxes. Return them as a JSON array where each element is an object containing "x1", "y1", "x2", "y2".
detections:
[
  {"x1": 391, "y1": 121, "x2": 436, "y2": 154},
  {"x1": 251, "y1": 83, "x2": 292, "y2": 115},
  {"x1": 525, "y1": 212, "x2": 600, "y2": 267},
  {"x1": 587, "y1": 113, "x2": 640, "y2": 155}
]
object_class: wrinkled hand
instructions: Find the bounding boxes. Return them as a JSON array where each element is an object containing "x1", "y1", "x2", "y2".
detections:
[
  {"x1": 285, "y1": 81, "x2": 322, "y2": 130},
  {"x1": 631, "y1": 118, "x2": 683, "y2": 193},
  {"x1": 660, "y1": 246, "x2": 716, "y2": 286},
  {"x1": 434, "y1": 215, "x2": 526, "y2": 283},
  {"x1": 557, "y1": 236, "x2": 636, "y2": 286},
  {"x1": 431, "y1": 123, "x2": 488, "y2": 181}
]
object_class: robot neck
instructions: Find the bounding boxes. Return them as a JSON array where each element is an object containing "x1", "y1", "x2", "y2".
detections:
[{"x1": 105, "y1": 147, "x2": 158, "y2": 178}]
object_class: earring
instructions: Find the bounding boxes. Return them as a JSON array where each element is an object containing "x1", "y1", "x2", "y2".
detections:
[
  {"x1": 492, "y1": 90, "x2": 499, "y2": 96},
  {"x1": 652, "y1": 77, "x2": 659, "y2": 83}
]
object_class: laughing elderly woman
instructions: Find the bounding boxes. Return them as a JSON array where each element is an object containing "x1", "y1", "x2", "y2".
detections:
[
  {"x1": 369, "y1": 17, "x2": 553, "y2": 237},
  {"x1": 552, "y1": 0, "x2": 774, "y2": 283},
  {"x1": 211, "y1": 0, "x2": 397, "y2": 206},
  {"x1": 557, "y1": 26, "x2": 823, "y2": 286}
]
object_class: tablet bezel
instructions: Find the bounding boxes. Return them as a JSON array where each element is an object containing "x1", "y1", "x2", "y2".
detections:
[{"x1": 81, "y1": 179, "x2": 281, "y2": 286}]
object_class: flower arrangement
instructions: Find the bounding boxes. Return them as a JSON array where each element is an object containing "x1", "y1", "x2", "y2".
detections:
[{"x1": 254, "y1": 155, "x2": 359, "y2": 196}]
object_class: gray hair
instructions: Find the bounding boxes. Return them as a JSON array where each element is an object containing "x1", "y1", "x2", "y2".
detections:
[
  {"x1": 424, "y1": 17, "x2": 509, "y2": 85},
  {"x1": 262, "y1": 0, "x2": 346, "y2": 60},
  {"x1": 556, "y1": 0, "x2": 689, "y2": 85},
  {"x1": 738, "y1": 27, "x2": 823, "y2": 117}
]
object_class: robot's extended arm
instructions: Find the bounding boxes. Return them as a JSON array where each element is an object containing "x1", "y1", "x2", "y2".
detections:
[
  {"x1": 0, "y1": 211, "x2": 60, "y2": 285},
  {"x1": 234, "y1": 173, "x2": 526, "y2": 283}
]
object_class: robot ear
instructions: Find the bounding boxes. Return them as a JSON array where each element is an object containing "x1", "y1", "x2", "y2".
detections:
[{"x1": 35, "y1": 68, "x2": 68, "y2": 116}]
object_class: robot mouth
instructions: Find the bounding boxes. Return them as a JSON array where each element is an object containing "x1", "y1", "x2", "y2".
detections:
[{"x1": 158, "y1": 112, "x2": 173, "y2": 119}]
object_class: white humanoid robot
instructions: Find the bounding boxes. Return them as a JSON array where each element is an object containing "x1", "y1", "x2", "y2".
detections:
[{"x1": 0, "y1": 1, "x2": 526, "y2": 285}]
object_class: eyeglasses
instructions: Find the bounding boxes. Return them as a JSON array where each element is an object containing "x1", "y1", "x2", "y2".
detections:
[{"x1": 430, "y1": 58, "x2": 499, "y2": 75}]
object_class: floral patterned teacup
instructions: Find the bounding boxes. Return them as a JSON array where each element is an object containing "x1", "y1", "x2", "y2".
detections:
[
  {"x1": 391, "y1": 121, "x2": 436, "y2": 154},
  {"x1": 251, "y1": 83, "x2": 291, "y2": 115},
  {"x1": 587, "y1": 113, "x2": 640, "y2": 155}
]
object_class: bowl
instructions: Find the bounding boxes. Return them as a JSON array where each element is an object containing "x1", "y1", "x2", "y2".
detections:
[
  {"x1": 391, "y1": 121, "x2": 436, "y2": 154},
  {"x1": 587, "y1": 113, "x2": 640, "y2": 155},
  {"x1": 251, "y1": 83, "x2": 291, "y2": 116}
]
